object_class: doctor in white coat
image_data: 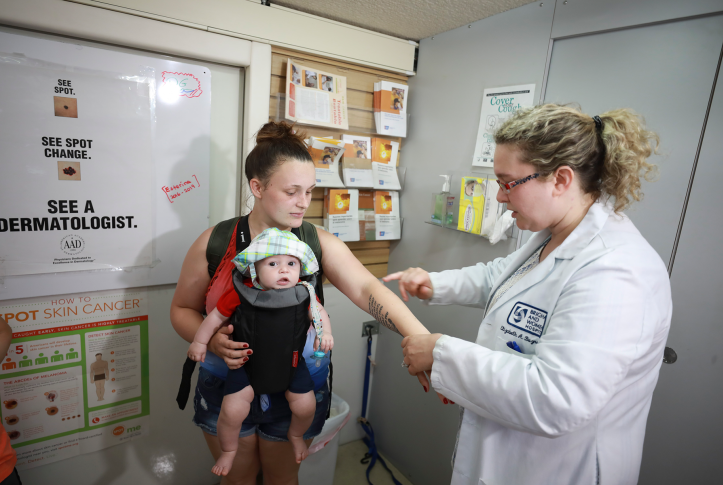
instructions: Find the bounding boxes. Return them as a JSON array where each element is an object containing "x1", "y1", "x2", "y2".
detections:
[{"x1": 386, "y1": 104, "x2": 671, "y2": 485}]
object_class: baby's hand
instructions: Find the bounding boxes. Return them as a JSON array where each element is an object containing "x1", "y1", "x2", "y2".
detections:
[
  {"x1": 188, "y1": 341, "x2": 207, "y2": 362},
  {"x1": 316, "y1": 334, "x2": 334, "y2": 353}
]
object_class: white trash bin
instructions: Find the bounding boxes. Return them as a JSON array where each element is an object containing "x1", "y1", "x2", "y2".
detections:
[{"x1": 298, "y1": 393, "x2": 351, "y2": 485}]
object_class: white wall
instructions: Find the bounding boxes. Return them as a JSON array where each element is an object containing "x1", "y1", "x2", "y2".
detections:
[{"x1": 0, "y1": 9, "x2": 247, "y2": 485}]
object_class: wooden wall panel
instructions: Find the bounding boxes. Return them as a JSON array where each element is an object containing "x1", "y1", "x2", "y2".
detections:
[{"x1": 268, "y1": 48, "x2": 407, "y2": 283}]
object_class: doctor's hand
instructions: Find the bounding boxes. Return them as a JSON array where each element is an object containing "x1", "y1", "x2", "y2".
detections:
[
  {"x1": 208, "y1": 324, "x2": 253, "y2": 370},
  {"x1": 383, "y1": 268, "x2": 434, "y2": 302},
  {"x1": 401, "y1": 333, "x2": 440, "y2": 374},
  {"x1": 403, "y1": 334, "x2": 452, "y2": 405}
]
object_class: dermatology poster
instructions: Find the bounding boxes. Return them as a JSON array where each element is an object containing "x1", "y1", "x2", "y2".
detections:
[
  {"x1": 0, "y1": 58, "x2": 154, "y2": 276},
  {"x1": 0, "y1": 289, "x2": 150, "y2": 469},
  {"x1": 285, "y1": 59, "x2": 349, "y2": 130},
  {"x1": 472, "y1": 84, "x2": 535, "y2": 167}
]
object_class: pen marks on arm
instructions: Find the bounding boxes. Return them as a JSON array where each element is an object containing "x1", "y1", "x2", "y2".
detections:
[{"x1": 369, "y1": 295, "x2": 400, "y2": 335}]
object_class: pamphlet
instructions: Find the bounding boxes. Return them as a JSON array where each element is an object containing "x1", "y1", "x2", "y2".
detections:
[
  {"x1": 371, "y1": 138, "x2": 401, "y2": 190},
  {"x1": 323, "y1": 189, "x2": 360, "y2": 241},
  {"x1": 472, "y1": 84, "x2": 535, "y2": 167},
  {"x1": 342, "y1": 158, "x2": 374, "y2": 188},
  {"x1": 457, "y1": 177, "x2": 487, "y2": 234},
  {"x1": 286, "y1": 59, "x2": 349, "y2": 130},
  {"x1": 374, "y1": 81, "x2": 408, "y2": 137},
  {"x1": 480, "y1": 179, "x2": 503, "y2": 238},
  {"x1": 342, "y1": 135, "x2": 371, "y2": 159},
  {"x1": 374, "y1": 191, "x2": 401, "y2": 240},
  {"x1": 308, "y1": 136, "x2": 345, "y2": 188},
  {"x1": 358, "y1": 190, "x2": 376, "y2": 240},
  {"x1": 341, "y1": 134, "x2": 374, "y2": 187}
]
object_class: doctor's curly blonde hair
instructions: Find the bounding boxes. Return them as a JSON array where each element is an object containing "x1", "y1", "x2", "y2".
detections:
[{"x1": 494, "y1": 104, "x2": 659, "y2": 213}]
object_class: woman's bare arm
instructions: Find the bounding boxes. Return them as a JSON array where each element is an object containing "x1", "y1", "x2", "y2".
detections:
[
  {"x1": 170, "y1": 227, "x2": 251, "y2": 368},
  {"x1": 170, "y1": 227, "x2": 213, "y2": 343},
  {"x1": 318, "y1": 229, "x2": 429, "y2": 337}
]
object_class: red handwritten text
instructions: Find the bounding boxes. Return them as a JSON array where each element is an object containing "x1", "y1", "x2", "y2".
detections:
[{"x1": 162, "y1": 175, "x2": 200, "y2": 203}]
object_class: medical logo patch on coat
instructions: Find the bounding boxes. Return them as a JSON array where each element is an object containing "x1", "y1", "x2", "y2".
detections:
[{"x1": 507, "y1": 302, "x2": 548, "y2": 338}]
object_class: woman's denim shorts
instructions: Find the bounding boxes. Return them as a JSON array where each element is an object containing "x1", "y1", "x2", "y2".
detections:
[{"x1": 192, "y1": 366, "x2": 329, "y2": 442}]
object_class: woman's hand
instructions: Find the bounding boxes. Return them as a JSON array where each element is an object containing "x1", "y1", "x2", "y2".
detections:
[
  {"x1": 383, "y1": 268, "x2": 434, "y2": 302},
  {"x1": 403, "y1": 334, "x2": 453, "y2": 405},
  {"x1": 416, "y1": 371, "x2": 454, "y2": 405},
  {"x1": 207, "y1": 324, "x2": 253, "y2": 370}
]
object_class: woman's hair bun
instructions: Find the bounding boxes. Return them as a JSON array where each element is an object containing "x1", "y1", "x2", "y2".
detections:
[{"x1": 256, "y1": 121, "x2": 306, "y2": 145}]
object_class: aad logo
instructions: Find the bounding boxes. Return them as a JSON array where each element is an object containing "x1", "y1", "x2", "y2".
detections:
[{"x1": 60, "y1": 234, "x2": 85, "y2": 255}]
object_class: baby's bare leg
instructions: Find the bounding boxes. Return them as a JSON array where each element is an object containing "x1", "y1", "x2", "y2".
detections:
[
  {"x1": 285, "y1": 390, "x2": 316, "y2": 464},
  {"x1": 213, "y1": 385, "x2": 255, "y2": 476}
]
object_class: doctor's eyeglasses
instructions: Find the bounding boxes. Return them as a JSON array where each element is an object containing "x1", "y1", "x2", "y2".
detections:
[{"x1": 497, "y1": 173, "x2": 541, "y2": 193}]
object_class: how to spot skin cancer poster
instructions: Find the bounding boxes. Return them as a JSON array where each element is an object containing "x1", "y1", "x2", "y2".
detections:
[
  {"x1": 0, "y1": 289, "x2": 150, "y2": 470},
  {"x1": 0, "y1": 56, "x2": 154, "y2": 276},
  {"x1": 472, "y1": 84, "x2": 536, "y2": 167}
]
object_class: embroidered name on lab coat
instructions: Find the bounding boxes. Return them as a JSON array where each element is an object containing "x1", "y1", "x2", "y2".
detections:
[{"x1": 506, "y1": 302, "x2": 548, "y2": 338}]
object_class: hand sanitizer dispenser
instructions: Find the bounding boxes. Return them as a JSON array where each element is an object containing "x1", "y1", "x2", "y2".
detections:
[{"x1": 431, "y1": 175, "x2": 451, "y2": 225}]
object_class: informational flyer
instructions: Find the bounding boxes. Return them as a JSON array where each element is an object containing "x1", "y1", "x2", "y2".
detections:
[
  {"x1": 286, "y1": 59, "x2": 349, "y2": 130},
  {"x1": 472, "y1": 84, "x2": 535, "y2": 167},
  {"x1": 308, "y1": 137, "x2": 345, "y2": 188},
  {"x1": 324, "y1": 189, "x2": 360, "y2": 241},
  {"x1": 0, "y1": 57, "x2": 154, "y2": 275},
  {"x1": 373, "y1": 81, "x2": 408, "y2": 137},
  {"x1": 371, "y1": 138, "x2": 401, "y2": 190},
  {"x1": 0, "y1": 289, "x2": 149, "y2": 470},
  {"x1": 342, "y1": 135, "x2": 374, "y2": 188},
  {"x1": 374, "y1": 191, "x2": 401, "y2": 240}
]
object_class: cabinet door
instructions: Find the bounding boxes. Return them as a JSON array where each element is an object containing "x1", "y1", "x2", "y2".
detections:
[
  {"x1": 544, "y1": 15, "x2": 723, "y2": 266},
  {"x1": 637, "y1": 48, "x2": 723, "y2": 485},
  {"x1": 544, "y1": 14, "x2": 723, "y2": 483}
]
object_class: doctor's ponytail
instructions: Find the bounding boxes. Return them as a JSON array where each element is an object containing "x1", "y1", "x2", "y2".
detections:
[{"x1": 494, "y1": 104, "x2": 659, "y2": 213}]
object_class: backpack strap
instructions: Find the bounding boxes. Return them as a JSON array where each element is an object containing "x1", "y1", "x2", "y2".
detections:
[{"x1": 206, "y1": 217, "x2": 241, "y2": 279}]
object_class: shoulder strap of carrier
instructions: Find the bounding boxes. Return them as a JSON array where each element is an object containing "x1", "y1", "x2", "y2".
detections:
[
  {"x1": 206, "y1": 216, "x2": 241, "y2": 279},
  {"x1": 297, "y1": 221, "x2": 324, "y2": 305},
  {"x1": 297, "y1": 220, "x2": 322, "y2": 265}
]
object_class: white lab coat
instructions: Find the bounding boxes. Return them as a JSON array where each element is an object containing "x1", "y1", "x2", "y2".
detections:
[{"x1": 427, "y1": 201, "x2": 671, "y2": 485}]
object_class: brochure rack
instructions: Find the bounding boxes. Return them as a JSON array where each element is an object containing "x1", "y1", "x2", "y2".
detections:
[{"x1": 269, "y1": 48, "x2": 410, "y2": 280}]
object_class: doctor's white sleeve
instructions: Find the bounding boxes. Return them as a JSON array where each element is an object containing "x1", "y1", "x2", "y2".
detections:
[
  {"x1": 426, "y1": 252, "x2": 517, "y2": 308},
  {"x1": 429, "y1": 254, "x2": 666, "y2": 438}
]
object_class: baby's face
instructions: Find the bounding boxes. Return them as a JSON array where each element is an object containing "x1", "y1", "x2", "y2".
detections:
[{"x1": 256, "y1": 255, "x2": 302, "y2": 289}]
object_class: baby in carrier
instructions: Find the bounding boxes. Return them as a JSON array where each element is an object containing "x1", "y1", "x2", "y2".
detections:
[{"x1": 187, "y1": 228, "x2": 333, "y2": 475}]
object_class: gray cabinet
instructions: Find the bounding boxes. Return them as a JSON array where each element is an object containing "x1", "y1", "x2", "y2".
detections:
[{"x1": 544, "y1": 14, "x2": 723, "y2": 484}]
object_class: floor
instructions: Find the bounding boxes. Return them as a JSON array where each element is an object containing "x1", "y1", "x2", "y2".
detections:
[
  {"x1": 244, "y1": 439, "x2": 414, "y2": 485},
  {"x1": 333, "y1": 439, "x2": 414, "y2": 485}
]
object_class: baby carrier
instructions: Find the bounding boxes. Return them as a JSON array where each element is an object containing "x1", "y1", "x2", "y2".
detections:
[
  {"x1": 229, "y1": 270, "x2": 315, "y2": 395},
  {"x1": 176, "y1": 215, "x2": 331, "y2": 411}
]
